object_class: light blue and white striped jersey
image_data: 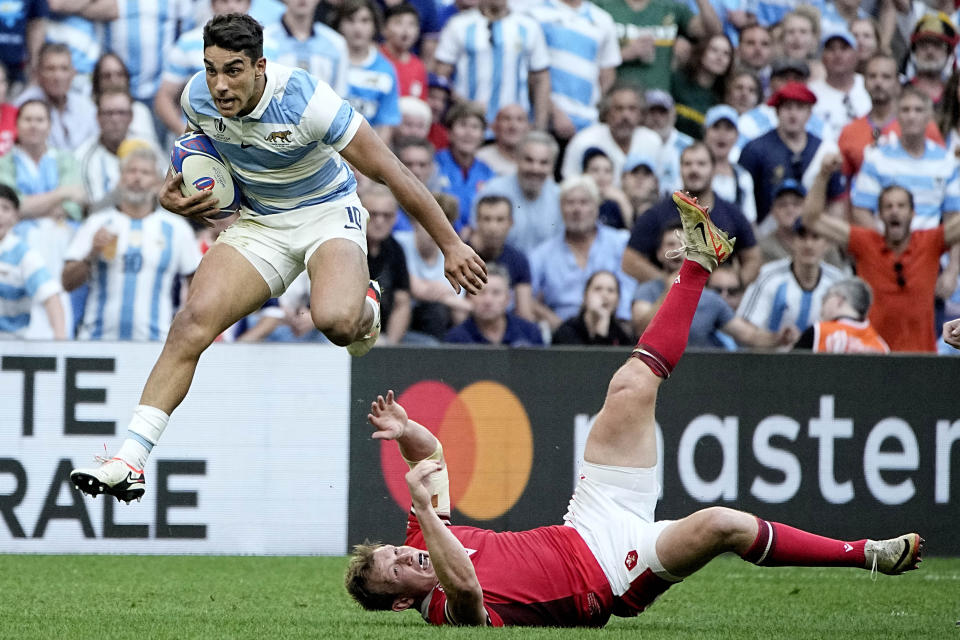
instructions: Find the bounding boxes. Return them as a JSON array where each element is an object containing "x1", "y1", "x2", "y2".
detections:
[
  {"x1": 737, "y1": 258, "x2": 845, "y2": 332},
  {"x1": 13, "y1": 217, "x2": 78, "y2": 339},
  {"x1": 733, "y1": 104, "x2": 827, "y2": 160},
  {"x1": 101, "y1": 0, "x2": 194, "y2": 101},
  {"x1": 65, "y1": 209, "x2": 202, "y2": 341},
  {"x1": 525, "y1": 0, "x2": 621, "y2": 131},
  {"x1": 346, "y1": 47, "x2": 401, "y2": 128},
  {"x1": 0, "y1": 232, "x2": 62, "y2": 338},
  {"x1": 46, "y1": 14, "x2": 101, "y2": 75},
  {"x1": 263, "y1": 20, "x2": 350, "y2": 97},
  {"x1": 75, "y1": 138, "x2": 119, "y2": 206},
  {"x1": 162, "y1": 25, "x2": 205, "y2": 86},
  {"x1": 851, "y1": 138, "x2": 960, "y2": 230},
  {"x1": 181, "y1": 61, "x2": 364, "y2": 216},
  {"x1": 435, "y1": 9, "x2": 550, "y2": 126}
]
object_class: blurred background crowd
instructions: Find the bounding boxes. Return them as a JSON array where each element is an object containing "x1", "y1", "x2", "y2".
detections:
[{"x1": 3, "y1": 0, "x2": 960, "y2": 354}]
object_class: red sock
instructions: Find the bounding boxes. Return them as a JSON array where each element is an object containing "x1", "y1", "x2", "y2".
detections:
[
  {"x1": 632, "y1": 260, "x2": 709, "y2": 378},
  {"x1": 742, "y1": 518, "x2": 866, "y2": 567}
]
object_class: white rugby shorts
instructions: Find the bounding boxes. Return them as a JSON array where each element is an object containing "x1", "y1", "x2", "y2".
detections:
[
  {"x1": 563, "y1": 461, "x2": 677, "y2": 597},
  {"x1": 216, "y1": 193, "x2": 369, "y2": 296}
]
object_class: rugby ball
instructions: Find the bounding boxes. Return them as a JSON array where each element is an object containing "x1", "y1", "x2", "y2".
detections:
[{"x1": 171, "y1": 132, "x2": 241, "y2": 219}]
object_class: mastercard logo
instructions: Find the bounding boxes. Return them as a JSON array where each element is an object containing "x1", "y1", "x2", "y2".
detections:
[{"x1": 379, "y1": 380, "x2": 533, "y2": 520}]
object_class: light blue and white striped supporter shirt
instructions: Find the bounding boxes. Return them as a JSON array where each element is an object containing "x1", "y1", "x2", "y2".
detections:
[
  {"x1": 435, "y1": 9, "x2": 550, "y2": 126},
  {"x1": 181, "y1": 61, "x2": 364, "y2": 216},
  {"x1": 263, "y1": 20, "x2": 350, "y2": 97},
  {"x1": 346, "y1": 48, "x2": 401, "y2": 128},
  {"x1": 0, "y1": 232, "x2": 62, "y2": 338},
  {"x1": 162, "y1": 26, "x2": 205, "y2": 86},
  {"x1": 101, "y1": 0, "x2": 194, "y2": 101},
  {"x1": 525, "y1": 0, "x2": 621, "y2": 131},
  {"x1": 65, "y1": 209, "x2": 202, "y2": 341},
  {"x1": 745, "y1": 0, "x2": 825, "y2": 28},
  {"x1": 737, "y1": 258, "x2": 845, "y2": 332},
  {"x1": 851, "y1": 138, "x2": 960, "y2": 231}
]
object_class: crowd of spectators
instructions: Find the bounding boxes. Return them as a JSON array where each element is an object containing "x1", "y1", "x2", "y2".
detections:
[{"x1": 3, "y1": 0, "x2": 960, "y2": 354}]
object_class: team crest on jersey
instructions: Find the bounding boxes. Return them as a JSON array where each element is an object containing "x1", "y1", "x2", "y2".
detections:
[
  {"x1": 215, "y1": 118, "x2": 226, "y2": 133},
  {"x1": 624, "y1": 550, "x2": 638, "y2": 570},
  {"x1": 265, "y1": 130, "x2": 293, "y2": 144}
]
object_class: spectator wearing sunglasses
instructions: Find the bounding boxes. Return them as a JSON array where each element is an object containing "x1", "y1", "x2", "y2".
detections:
[{"x1": 804, "y1": 154, "x2": 960, "y2": 352}]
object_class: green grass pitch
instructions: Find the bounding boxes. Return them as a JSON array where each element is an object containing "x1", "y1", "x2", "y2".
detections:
[{"x1": 3, "y1": 555, "x2": 958, "y2": 639}]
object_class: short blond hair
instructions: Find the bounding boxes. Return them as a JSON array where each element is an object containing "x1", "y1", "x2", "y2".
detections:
[{"x1": 344, "y1": 542, "x2": 396, "y2": 611}]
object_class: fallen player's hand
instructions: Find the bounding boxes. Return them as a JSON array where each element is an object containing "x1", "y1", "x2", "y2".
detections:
[
  {"x1": 443, "y1": 242, "x2": 487, "y2": 295},
  {"x1": 368, "y1": 390, "x2": 408, "y2": 440},
  {"x1": 944, "y1": 318, "x2": 960, "y2": 350},
  {"x1": 406, "y1": 459, "x2": 444, "y2": 509}
]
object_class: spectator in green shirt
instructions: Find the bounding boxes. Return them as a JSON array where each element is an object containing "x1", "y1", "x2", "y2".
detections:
[{"x1": 597, "y1": 0, "x2": 721, "y2": 92}]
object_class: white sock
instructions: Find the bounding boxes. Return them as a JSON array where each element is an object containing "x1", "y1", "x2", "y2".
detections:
[
  {"x1": 365, "y1": 293, "x2": 380, "y2": 335},
  {"x1": 114, "y1": 405, "x2": 170, "y2": 469}
]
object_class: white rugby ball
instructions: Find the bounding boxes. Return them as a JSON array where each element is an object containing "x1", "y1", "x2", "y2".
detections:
[{"x1": 171, "y1": 132, "x2": 241, "y2": 219}]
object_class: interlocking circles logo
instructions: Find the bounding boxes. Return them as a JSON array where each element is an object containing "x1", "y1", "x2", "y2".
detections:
[{"x1": 379, "y1": 380, "x2": 533, "y2": 520}]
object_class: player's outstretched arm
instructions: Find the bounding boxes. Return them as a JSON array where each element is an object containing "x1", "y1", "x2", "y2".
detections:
[
  {"x1": 406, "y1": 461, "x2": 486, "y2": 626},
  {"x1": 340, "y1": 121, "x2": 487, "y2": 294},
  {"x1": 368, "y1": 390, "x2": 442, "y2": 464}
]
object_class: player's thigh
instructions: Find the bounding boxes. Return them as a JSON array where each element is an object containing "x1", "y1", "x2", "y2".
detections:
[
  {"x1": 181, "y1": 243, "x2": 272, "y2": 333},
  {"x1": 582, "y1": 359, "x2": 660, "y2": 468},
  {"x1": 305, "y1": 238, "x2": 370, "y2": 323}
]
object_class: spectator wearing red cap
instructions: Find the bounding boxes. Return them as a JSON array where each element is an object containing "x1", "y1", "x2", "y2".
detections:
[
  {"x1": 908, "y1": 12, "x2": 958, "y2": 105},
  {"x1": 738, "y1": 81, "x2": 845, "y2": 230}
]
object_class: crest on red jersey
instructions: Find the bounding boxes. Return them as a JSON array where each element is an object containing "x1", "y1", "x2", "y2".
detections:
[{"x1": 625, "y1": 550, "x2": 638, "y2": 570}]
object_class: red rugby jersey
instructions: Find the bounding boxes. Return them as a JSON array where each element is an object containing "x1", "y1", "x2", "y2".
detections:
[{"x1": 405, "y1": 513, "x2": 613, "y2": 627}]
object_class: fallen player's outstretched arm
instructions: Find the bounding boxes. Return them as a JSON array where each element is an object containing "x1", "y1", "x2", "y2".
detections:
[{"x1": 407, "y1": 460, "x2": 486, "y2": 626}]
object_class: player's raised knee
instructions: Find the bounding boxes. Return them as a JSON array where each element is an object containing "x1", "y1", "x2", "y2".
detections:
[
  {"x1": 605, "y1": 365, "x2": 658, "y2": 409},
  {"x1": 311, "y1": 309, "x2": 360, "y2": 346},
  {"x1": 697, "y1": 506, "x2": 752, "y2": 547}
]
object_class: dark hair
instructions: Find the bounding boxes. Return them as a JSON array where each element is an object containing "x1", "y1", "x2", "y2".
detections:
[
  {"x1": 680, "y1": 141, "x2": 716, "y2": 167},
  {"x1": 578, "y1": 270, "x2": 621, "y2": 317},
  {"x1": 724, "y1": 67, "x2": 762, "y2": 109},
  {"x1": 393, "y1": 135, "x2": 435, "y2": 156},
  {"x1": 597, "y1": 82, "x2": 645, "y2": 122},
  {"x1": 938, "y1": 68, "x2": 960, "y2": 137},
  {"x1": 203, "y1": 14, "x2": 264, "y2": 63},
  {"x1": 582, "y1": 146, "x2": 611, "y2": 172},
  {"x1": 878, "y1": 185, "x2": 914, "y2": 211},
  {"x1": 334, "y1": 0, "x2": 383, "y2": 34},
  {"x1": 16, "y1": 99, "x2": 51, "y2": 122},
  {"x1": 95, "y1": 88, "x2": 133, "y2": 110},
  {"x1": 0, "y1": 184, "x2": 20, "y2": 210},
  {"x1": 91, "y1": 53, "x2": 130, "y2": 100},
  {"x1": 475, "y1": 194, "x2": 513, "y2": 219},
  {"x1": 686, "y1": 34, "x2": 734, "y2": 96},
  {"x1": 38, "y1": 42, "x2": 72, "y2": 65},
  {"x1": 384, "y1": 2, "x2": 420, "y2": 23},
  {"x1": 445, "y1": 101, "x2": 486, "y2": 129}
]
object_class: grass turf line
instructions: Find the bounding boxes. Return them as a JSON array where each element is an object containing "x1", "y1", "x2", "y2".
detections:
[{"x1": 2, "y1": 555, "x2": 957, "y2": 639}]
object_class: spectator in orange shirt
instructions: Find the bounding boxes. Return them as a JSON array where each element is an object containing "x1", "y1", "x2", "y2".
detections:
[
  {"x1": 793, "y1": 277, "x2": 890, "y2": 353},
  {"x1": 803, "y1": 153, "x2": 960, "y2": 352},
  {"x1": 838, "y1": 54, "x2": 943, "y2": 180}
]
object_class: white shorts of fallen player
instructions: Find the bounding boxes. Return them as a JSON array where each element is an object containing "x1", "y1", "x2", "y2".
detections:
[
  {"x1": 216, "y1": 193, "x2": 369, "y2": 297},
  {"x1": 564, "y1": 462, "x2": 679, "y2": 611}
]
